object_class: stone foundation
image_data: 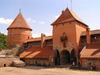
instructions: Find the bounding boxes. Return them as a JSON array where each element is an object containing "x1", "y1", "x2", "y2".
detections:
[
  {"x1": 23, "y1": 58, "x2": 55, "y2": 66},
  {"x1": 81, "y1": 59, "x2": 100, "y2": 70}
]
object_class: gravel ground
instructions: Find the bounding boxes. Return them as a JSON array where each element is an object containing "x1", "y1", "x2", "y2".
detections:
[{"x1": 0, "y1": 66, "x2": 100, "y2": 75}]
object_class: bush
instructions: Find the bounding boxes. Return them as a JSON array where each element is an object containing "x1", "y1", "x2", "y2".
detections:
[{"x1": 0, "y1": 33, "x2": 7, "y2": 49}]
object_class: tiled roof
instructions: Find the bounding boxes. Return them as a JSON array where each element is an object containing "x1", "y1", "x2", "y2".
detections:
[
  {"x1": 20, "y1": 46, "x2": 53, "y2": 59},
  {"x1": 45, "y1": 36, "x2": 53, "y2": 40},
  {"x1": 7, "y1": 12, "x2": 32, "y2": 30},
  {"x1": 81, "y1": 29, "x2": 100, "y2": 36},
  {"x1": 80, "y1": 42, "x2": 100, "y2": 58},
  {"x1": 51, "y1": 8, "x2": 88, "y2": 27},
  {"x1": 24, "y1": 36, "x2": 52, "y2": 43},
  {"x1": 24, "y1": 38, "x2": 41, "y2": 43}
]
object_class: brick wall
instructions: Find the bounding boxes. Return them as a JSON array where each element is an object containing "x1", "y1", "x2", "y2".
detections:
[
  {"x1": 7, "y1": 28, "x2": 32, "y2": 48},
  {"x1": 53, "y1": 21, "x2": 87, "y2": 57}
]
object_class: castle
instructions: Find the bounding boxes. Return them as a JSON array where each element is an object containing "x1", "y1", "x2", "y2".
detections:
[{"x1": 7, "y1": 8, "x2": 100, "y2": 69}]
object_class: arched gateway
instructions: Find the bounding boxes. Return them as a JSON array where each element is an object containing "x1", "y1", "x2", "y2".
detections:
[{"x1": 60, "y1": 50, "x2": 70, "y2": 65}]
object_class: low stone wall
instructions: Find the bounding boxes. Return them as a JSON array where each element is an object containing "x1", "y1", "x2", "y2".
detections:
[
  {"x1": 81, "y1": 59, "x2": 100, "y2": 70},
  {"x1": 23, "y1": 58, "x2": 55, "y2": 66},
  {"x1": 0, "y1": 57, "x2": 19, "y2": 67}
]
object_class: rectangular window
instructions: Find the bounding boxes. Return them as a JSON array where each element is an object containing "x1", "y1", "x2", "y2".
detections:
[{"x1": 63, "y1": 43, "x2": 66, "y2": 48}]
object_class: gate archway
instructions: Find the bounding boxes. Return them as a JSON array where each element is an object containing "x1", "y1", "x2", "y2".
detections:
[
  {"x1": 55, "y1": 50, "x2": 60, "y2": 65},
  {"x1": 71, "y1": 49, "x2": 76, "y2": 65},
  {"x1": 60, "y1": 50, "x2": 70, "y2": 65}
]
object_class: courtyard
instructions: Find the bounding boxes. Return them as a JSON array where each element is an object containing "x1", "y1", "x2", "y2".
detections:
[{"x1": 0, "y1": 66, "x2": 100, "y2": 75}]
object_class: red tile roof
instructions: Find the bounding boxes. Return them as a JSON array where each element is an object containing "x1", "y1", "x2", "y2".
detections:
[
  {"x1": 20, "y1": 46, "x2": 53, "y2": 59},
  {"x1": 51, "y1": 8, "x2": 88, "y2": 27},
  {"x1": 7, "y1": 12, "x2": 32, "y2": 30},
  {"x1": 45, "y1": 36, "x2": 53, "y2": 40},
  {"x1": 80, "y1": 42, "x2": 100, "y2": 58},
  {"x1": 24, "y1": 36, "x2": 52, "y2": 43},
  {"x1": 81, "y1": 29, "x2": 100, "y2": 36}
]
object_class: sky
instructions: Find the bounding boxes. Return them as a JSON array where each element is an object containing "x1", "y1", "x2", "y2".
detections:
[{"x1": 0, "y1": 0, "x2": 100, "y2": 38}]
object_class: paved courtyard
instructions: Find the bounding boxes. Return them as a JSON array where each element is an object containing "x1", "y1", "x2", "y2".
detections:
[{"x1": 0, "y1": 66, "x2": 100, "y2": 75}]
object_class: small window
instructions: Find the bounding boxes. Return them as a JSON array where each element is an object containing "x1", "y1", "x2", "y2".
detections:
[
  {"x1": 63, "y1": 23, "x2": 64, "y2": 26},
  {"x1": 87, "y1": 28, "x2": 88, "y2": 31},
  {"x1": 56, "y1": 25, "x2": 58, "y2": 27},
  {"x1": 70, "y1": 22, "x2": 71, "y2": 24},
  {"x1": 63, "y1": 43, "x2": 66, "y2": 48},
  {"x1": 28, "y1": 36, "x2": 29, "y2": 39}
]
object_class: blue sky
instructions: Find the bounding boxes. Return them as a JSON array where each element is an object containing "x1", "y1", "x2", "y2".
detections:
[{"x1": 0, "y1": 0, "x2": 100, "y2": 38}]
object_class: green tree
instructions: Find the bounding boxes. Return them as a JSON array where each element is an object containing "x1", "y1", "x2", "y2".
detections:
[{"x1": 0, "y1": 33, "x2": 7, "y2": 49}]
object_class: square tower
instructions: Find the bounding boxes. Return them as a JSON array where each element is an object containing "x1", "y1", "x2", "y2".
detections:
[{"x1": 51, "y1": 8, "x2": 88, "y2": 65}]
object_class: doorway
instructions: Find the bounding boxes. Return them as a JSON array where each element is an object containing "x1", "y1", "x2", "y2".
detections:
[
  {"x1": 55, "y1": 50, "x2": 60, "y2": 65},
  {"x1": 4, "y1": 64, "x2": 6, "y2": 67},
  {"x1": 60, "y1": 50, "x2": 70, "y2": 65},
  {"x1": 71, "y1": 49, "x2": 76, "y2": 65}
]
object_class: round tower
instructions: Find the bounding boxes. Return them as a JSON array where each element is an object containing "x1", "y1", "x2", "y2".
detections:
[{"x1": 7, "y1": 12, "x2": 32, "y2": 48}]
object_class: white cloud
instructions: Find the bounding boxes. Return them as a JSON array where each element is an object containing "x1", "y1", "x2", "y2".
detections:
[
  {"x1": 0, "y1": 17, "x2": 13, "y2": 25},
  {"x1": 32, "y1": 33, "x2": 41, "y2": 38},
  {"x1": 32, "y1": 20, "x2": 36, "y2": 23},
  {"x1": 39, "y1": 21, "x2": 45, "y2": 24},
  {"x1": 45, "y1": 33, "x2": 51, "y2": 36},
  {"x1": 32, "y1": 33, "x2": 52, "y2": 38},
  {"x1": 55, "y1": 15, "x2": 60, "y2": 19},
  {"x1": 27, "y1": 18, "x2": 31, "y2": 22}
]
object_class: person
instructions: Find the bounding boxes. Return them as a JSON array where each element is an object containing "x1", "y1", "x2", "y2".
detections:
[
  {"x1": 43, "y1": 62, "x2": 46, "y2": 66},
  {"x1": 89, "y1": 63, "x2": 93, "y2": 70},
  {"x1": 73, "y1": 62, "x2": 75, "y2": 66},
  {"x1": 93, "y1": 63, "x2": 96, "y2": 70}
]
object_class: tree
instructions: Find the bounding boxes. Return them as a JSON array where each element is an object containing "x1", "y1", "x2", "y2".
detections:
[{"x1": 0, "y1": 33, "x2": 7, "y2": 49}]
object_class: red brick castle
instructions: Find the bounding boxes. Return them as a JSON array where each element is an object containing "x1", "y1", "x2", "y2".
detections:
[{"x1": 7, "y1": 8, "x2": 100, "y2": 69}]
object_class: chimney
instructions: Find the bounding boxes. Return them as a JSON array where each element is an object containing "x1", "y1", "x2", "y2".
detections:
[
  {"x1": 86, "y1": 28, "x2": 91, "y2": 44},
  {"x1": 62, "y1": 10, "x2": 64, "y2": 14},
  {"x1": 41, "y1": 33, "x2": 46, "y2": 48}
]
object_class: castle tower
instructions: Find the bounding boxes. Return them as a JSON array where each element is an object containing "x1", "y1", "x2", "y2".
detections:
[
  {"x1": 7, "y1": 12, "x2": 32, "y2": 48},
  {"x1": 51, "y1": 8, "x2": 88, "y2": 65}
]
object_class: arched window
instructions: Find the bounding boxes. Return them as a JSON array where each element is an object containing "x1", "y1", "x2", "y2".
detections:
[{"x1": 60, "y1": 32, "x2": 67, "y2": 41}]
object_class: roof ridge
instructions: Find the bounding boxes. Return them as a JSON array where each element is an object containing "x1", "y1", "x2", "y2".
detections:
[
  {"x1": 51, "y1": 7, "x2": 88, "y2": 27},
  {"x1": 67, "y1": 8, "x2": 82, "y2": 22}
]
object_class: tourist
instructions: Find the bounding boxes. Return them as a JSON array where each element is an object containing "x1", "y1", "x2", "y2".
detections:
[
  {"x1": 89, "y1": 63, "x2": 93, "y2": 70},
  {"x1": 93, "y1": 63, "x2": 96, "y2": 70},
  {"x1": 73, "y1": 62, "x2": 75, "y2": 66},
  {"x1": 43, "y1": 62, "x2": 46, "y2": 66}
]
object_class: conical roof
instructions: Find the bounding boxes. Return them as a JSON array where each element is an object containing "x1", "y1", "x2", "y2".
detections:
[
  {"x1": 51, "y1": 8, "x2": 88, "y2": 27},
  {"x1": 7, "y1": 12, "x2": 32, "y2": 30}
]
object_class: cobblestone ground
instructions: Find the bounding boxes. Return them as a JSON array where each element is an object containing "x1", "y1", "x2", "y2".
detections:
[{"x1": 0, "y1": 66, "x2": 100, "y2": 75}]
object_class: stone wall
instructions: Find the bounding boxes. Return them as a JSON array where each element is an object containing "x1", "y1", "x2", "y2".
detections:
[
  {"x1": 0, "y1": 57, "x2": 19, "y2": 67},
  {"x1": 0, "y1": 44, "x2": 21, "y2": 56},
  {"x1": 81, "y1": 59, "x2": 100, "y2": 70},
  {"x1": 24, "y1": 58, "x2": 55, "y2": 66}
]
